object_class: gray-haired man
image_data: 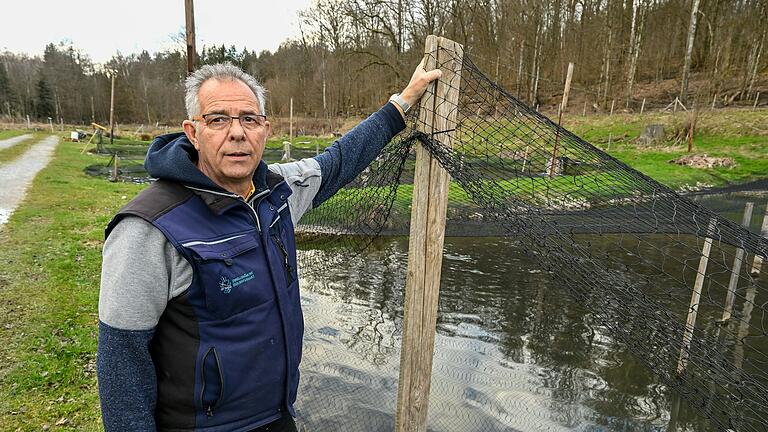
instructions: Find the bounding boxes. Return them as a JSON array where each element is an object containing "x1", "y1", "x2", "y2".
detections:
[{"x1": 97, "y1": 61, "x2": 440, "y2": 431}]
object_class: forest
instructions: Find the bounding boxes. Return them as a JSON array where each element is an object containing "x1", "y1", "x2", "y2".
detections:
[{"x1": 0, "y1": 0, "x2": 765, "y2": 125}]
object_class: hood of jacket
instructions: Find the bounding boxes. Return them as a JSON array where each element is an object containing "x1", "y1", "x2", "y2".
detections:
[{"x1": 144, "y1": 132, "x2": 269, "y2": 193}]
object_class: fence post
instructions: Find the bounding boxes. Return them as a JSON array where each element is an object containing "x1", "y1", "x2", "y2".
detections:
[
  {"x1": 640, "y1": 98, "x2": 646, "y2": 114},
  {"x1": 734, "y1": 205, "x2": 768, "y2": 369},
  {"x1": 721, "y1": 202, "x2": 754, "y2": 322},
  {"x1": 750, "y1": 204, "x2": 768, "y2": 276},
  {"x1": 677, "y1": 219, "x2": 717, "y2": 375},
  {"x1": 396, "y1": 35, "x2": 462, "y2": 432}
]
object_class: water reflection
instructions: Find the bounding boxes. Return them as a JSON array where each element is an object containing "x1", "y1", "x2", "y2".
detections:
[{"x1": 294, "y1": 193, "x2": 768, "y2": 431}]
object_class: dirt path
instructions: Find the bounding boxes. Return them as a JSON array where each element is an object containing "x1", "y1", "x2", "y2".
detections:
[
  {"x1": 0, "y1": 135, "x2": 59, "y2": 226},
  {"x1": 0, "y1": 134, "x2": 32, "y2": 151}
]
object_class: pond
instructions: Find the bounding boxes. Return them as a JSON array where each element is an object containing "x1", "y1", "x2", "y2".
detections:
[{"x1": 294, "y1": 192, "x2": 768, "y2": 431}]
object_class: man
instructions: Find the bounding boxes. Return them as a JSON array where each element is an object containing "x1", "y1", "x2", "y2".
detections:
[{"x1": 97, "y1": 61, "x2": 441, "y2": 431}]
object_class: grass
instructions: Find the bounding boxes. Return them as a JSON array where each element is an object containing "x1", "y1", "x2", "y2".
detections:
[
  {"x1": 0, "y1": 130, "x2": 29, "y2": 141},
  {"x1": 0, "y1": 108, "x2": 766, "y2": 429},
  {"x1": 0, "y1": 140, "x2": 142, "y2": 431}
]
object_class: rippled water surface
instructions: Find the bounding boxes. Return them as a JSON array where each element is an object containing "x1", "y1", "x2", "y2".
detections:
[{"x1": 294, "y1": 194, "x2": 768, "y2": 431}]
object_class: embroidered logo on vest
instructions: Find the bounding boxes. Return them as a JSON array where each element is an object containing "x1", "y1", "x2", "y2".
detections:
[{"x1": 219, "y1": 271, "x2": 255, "y2": 294}]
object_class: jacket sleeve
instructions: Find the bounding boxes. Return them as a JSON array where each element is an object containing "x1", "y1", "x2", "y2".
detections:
[
  {"x1": 97, "y1": 216, "x2": 187, "y2": 431},
  {"x1": 312, "y1": 102, "x2": 406, "y2": 207}
]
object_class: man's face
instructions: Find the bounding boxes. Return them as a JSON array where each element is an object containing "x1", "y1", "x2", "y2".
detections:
[{"x1": 182, "y1": 79, "x2": 271, "y2": 192}]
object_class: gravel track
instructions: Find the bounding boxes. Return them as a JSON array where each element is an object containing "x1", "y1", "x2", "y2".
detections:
[
  {"x1": 0, "y1": 135, "x2": 59, "y2": 225},
  {"x1": 0, "y1": 134, "x2": 32, "y2": 151}
]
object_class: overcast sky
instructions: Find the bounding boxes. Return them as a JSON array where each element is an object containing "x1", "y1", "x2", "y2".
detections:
[{"x1": 1, "y1": 1, "x2": 313, "y2": 63}]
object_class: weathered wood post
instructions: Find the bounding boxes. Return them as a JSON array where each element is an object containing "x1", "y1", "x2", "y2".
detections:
[
  {"x1": 734, "y1": 205, "x2": 768, "y2": 370},
  {"x1": 549, "y1": 62, "x2": 574, "y2": 178},
  {"x1": 677, "y1": 219, "x2": 717, "y2": 375},
  {"x1": 750, "y1": 204, "x2": 768, "y2": 276},
  {"x1": 109, "y1": 73, "x2": 116, "y2": 145},
  {"x1": 721, "y1": 202, "x2": 754, "y2": 322},
  {"x1": 185, "y1": 0, "x2": 196, "y2": 74},
  {"x1": 396, "y1": 35, "x2": 462, "y2": 432}
]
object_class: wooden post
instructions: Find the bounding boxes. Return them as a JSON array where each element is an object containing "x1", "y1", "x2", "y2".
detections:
[
  {"x1": 109, "y1": 73, "x2": 116, "y2": 145},
  {"x1": 26, "y1": 115, "x2": 30, "y2": 129},
  {"x1": 750, "y1": 204, "x2": 768, "y2": 276},
  {"x1": 185, "y1": 0, "x2": 196, "y2": 75},
  {"x1": 548, "y1": 62, "x2": 574, "y2": 178},
  {"x1": 610, "y1": 99, "x2": 615, "y2": 116},
  {"x1": 753, "y1": 92, "x2": 760, "y2": 110},
  {"x1": 711, "y1": 93, "x2": 717, "y2": 110},
  {"x1": 112, "y1": 154, "x2": 119, "y2": 182},
  {"x1": 677, "y1": 219, "x2": 717, "y2": 375},
  {"x1": 640, "y1": 98, "x2": 646, "y2": 114},
  {"x1": 289, "y1": 97, "x2": 294, "y2": 141},
  {"x1": 281, "y1": 141, "x2": 291, "y2": 162},
  {"x1": 521, "y1": 145, "x2": 530, "y2": 173},
  {"x1": 48, "y1": 117, "x2": 53, "y2": 132},
  {"x1": 721, "y1": 202, "x2": 754, "y2": 322},
  {"x1": 396, "y1": 35, "x2": 462, "y2": 432},
  {"x1": 582, "y1": 100, "x2": 587, "y2": 116}
]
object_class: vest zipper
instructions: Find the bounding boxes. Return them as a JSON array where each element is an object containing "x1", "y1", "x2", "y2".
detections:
[
  {"x1": 200, "y1": 347, "x2": 224, "y2": 418},
  {"x1": 271, "y1": 233, "x2": 294, "y2": 285}
]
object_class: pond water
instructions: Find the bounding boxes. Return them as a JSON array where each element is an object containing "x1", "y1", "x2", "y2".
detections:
[{"x1": 294, "y1": 193, "x2": 768, "y2": 431}]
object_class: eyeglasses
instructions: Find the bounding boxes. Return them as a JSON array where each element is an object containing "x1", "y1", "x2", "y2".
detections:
[{"x1": 192, "y1": 113, "x2": 268, "y2": 130}]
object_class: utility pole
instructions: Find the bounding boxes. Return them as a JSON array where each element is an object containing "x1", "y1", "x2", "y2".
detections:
[
  {"x1": 109, "y1": 73, "x2": 116, "y2": 145},
  {"x1": 185, "y1": 0, "x2": 196, "y2": 75}
]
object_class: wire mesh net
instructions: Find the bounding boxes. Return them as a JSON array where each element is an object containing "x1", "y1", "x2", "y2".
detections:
[{"x1": 294, "y1": 45, "x2": 768, "y2": 431}]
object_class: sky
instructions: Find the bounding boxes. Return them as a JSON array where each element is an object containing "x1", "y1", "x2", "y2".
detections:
[{"x1": 0, "y1": 0, "x2": 313, "y2": 63}]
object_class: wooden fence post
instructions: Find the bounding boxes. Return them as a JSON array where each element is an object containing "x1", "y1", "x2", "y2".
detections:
[
  {"x1": 396, "y1": 35, "x2": 463, "y2": 432},
  {"x1": 677, "y1": 219, "x2": 717, "y2": 375},
  {"x1": 750, "y1": 204, "x2": 768, "y2": 276},
  {"x1": 721, "y1": 202, "x2": 754, "y2": 322}
]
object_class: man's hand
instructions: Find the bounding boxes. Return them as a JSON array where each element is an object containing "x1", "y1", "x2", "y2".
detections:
[{"x1": 392, "y1": 59, "x2": 443, "y2": 118}]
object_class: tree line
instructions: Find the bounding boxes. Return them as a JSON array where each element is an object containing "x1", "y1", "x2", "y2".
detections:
[{"x1": 0, "y1": 0, "x2": 765, "y2": 126}]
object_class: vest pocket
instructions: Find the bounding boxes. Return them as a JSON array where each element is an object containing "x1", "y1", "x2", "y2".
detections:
[
  {"x1": 200, "y1": 347, "x2": 223, "y2": 417},
  {"x1": 184, "y1": 234, "x2": 271, "y2": 319}
]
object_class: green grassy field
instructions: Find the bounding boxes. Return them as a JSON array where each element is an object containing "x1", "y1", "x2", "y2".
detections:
[
  {"x1": 0, "y1": 108, "x2": 766, "y2": 429},
  {"x1": 0, "y1": 141, "x2": 141, "y2": 431}
]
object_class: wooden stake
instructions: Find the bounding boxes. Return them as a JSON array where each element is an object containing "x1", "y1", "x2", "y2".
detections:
[
  {"x1": 640, "y1": 98, "x2": 646, "y2": 114},
  {"x1": 721, "y1": 202, "x2": 754, "y2": 322},
  {"x1": 610, "y1": 99, "x2": 615, "y2": 116},
  {"x1": 185, "y1": 0, "x2": 196, "y2": 75},
  {"x1": 112, "y1": 154, "x2": 119, "y2": 182},
  {"x1": 396, "y1": 35, "x2": 462, "y2": 432},
  {"x1": 750, "y1": 204, "x2": 768, "y2": 276},
  {"x1": 582, "y1": 100, "x2": 587, "y2": 116},
  {"x1": 109, "y1": 73, "x2": 115, "y2": 145},
  {"x1": 753, "y1": 92, "x2": 760, "y2": 110},
  {"x1": 677, "y1": 219, "x2": 717, "y2": 375},
  {"x1": 549, "y1": 62, "x2": 574, "y2": 177},
  {"x1": 289, "y1": 97, "x2": 293, "y2": 141},
  {"x1": 711, "y1": 93, "x2": 717, "y2": 110}
]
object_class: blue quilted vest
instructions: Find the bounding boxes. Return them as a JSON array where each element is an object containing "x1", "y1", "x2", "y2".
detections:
[{"x1": 108, "y1": 174, "x2": 301, "y2": 431}]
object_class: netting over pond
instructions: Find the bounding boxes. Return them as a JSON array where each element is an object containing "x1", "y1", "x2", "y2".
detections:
[{"x1": 295, "y1": 47, "x2": 768, "y2": 431}]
